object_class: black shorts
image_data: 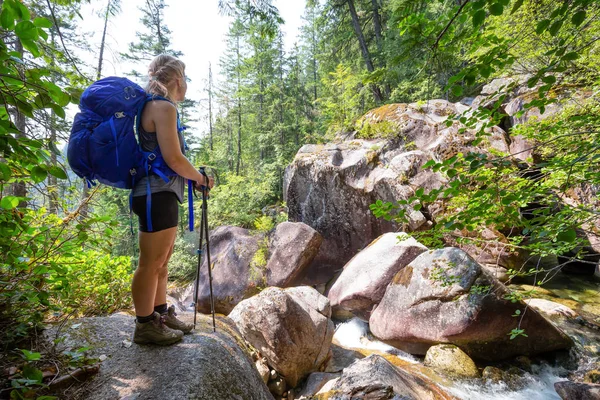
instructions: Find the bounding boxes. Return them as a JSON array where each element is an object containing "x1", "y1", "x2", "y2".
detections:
[{"x1": 132, "y1": 191, "x2": 179, "y2": 233}]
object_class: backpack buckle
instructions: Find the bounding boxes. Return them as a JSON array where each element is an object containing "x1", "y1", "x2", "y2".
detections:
[
  {"x1": 147, "y1": 153, "x2": 156, "y2": 161},
  {"x1": 115, "y1": 112, "x2": 126, "y2": 119},
  {"x1": 130, "y1": 168, "x2": 137, "y2": 176}
]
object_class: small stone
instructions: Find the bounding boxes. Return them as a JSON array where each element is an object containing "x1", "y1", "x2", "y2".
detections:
[
  {"x1": 482, "y1": 366, "x2": 504, "y2": 383},
  {"x1": 268, "y1": 377, "x2": 287, "y2": 397},
  {"x1": 99, "y1": 355, "x2": 108, "y2": 362},
  {"x1": 424, "y1": 344, "x2": 480, "y2": 379},
  {"x1": 121, "y1": 340, "x2": 132, "y2": 348},
  {"x1": 269, "y1": 369, "x2": 278, "y2": 381}
]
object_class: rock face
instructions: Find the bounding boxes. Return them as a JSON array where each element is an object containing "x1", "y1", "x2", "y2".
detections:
[
  {"x1": 47, "y1": 312, "x2": 274, "y2": 400},
  {"x1": 526, "y1": 298, "x2": 578, "y2": 319},
  {"x1": 317, "y1": 355, "x2": 455, "y2": 400},
  {"x1": 284, "y1": 100, "x2": 510, "y2": 285},
  {"x1": 196, "y1": 224, "x2": 324, "y2": 314},
  {"x1": 554, "y1": 381, "x2": 600, "y2": 400},
  {"x1": 228, "y1": 286, "x2": 334, "y2": 388},
  {"x1": 328, "y1": 233, "x2": 427, "y2": 320},
  {"x1": 369, "y1": 248, "x2": 572, "y2": 360},
  {"x1": 424, "y1": 344, "x2": 480, "y2": 379},
  {"x1": 196, "y1": 226, "x2": 266, "y2": 315},
  {"x1": 266, "y1": 222, "x2": 323, "y2": 287}
]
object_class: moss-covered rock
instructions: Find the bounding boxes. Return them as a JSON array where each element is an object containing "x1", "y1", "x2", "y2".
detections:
[{"x1": 424, "y1": 344, "x2": 480, "y2": 379}]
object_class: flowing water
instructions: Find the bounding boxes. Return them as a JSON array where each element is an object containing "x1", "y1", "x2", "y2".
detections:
[{"x1": 333, "y1": 319, "x2": 572, "y2": 400}]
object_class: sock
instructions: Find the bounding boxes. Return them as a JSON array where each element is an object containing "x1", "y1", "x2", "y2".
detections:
[
  {"x1": 137, "y1": 313, "x2": 154, "y2": 324},
  {"x1": 154, "y1": 303, "x2": 168, "y2": 315}
]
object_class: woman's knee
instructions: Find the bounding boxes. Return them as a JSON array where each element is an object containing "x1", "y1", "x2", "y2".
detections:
[{"x1": 156, "y1": 264, "x2": 169, "y2": 279}]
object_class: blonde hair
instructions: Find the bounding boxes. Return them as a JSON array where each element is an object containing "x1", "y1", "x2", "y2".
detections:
[{"x1": 146, "y1": 54, "x2": 186, "y2": 101}]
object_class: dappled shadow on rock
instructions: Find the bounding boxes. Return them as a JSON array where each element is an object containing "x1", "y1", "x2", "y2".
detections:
[{"x1": 46, "y1": 312, "x2": 273, "y2": 400}]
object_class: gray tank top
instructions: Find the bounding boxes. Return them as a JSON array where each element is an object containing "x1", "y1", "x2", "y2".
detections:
[{"x1": 132, "y1": 123, "x2": 185, "y2": 203}]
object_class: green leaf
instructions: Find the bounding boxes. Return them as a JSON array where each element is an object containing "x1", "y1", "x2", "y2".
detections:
[
  {"x1": 511, "y1": 0, "x2": 524, "y2": 14},
  {"x1": 562, "y1": 52, "x2": 580, "y2": 61},
  {"x1": 472, "y1": 9, "x2": 486, "y2": 27},
  {"x1": 33, "y1": 17, "x2": 53, "y2": 28},
  {"x1": 20, "y1": 39, "x2": 40, "y2": 57},
  {"x1": 20, "y1": 349, "x2": 42, "y2": 361},
  {"x1": 22, "y1": 364, "x2": 43, "y2": 383},
  {"x1": 14, "y1": 20, "x2": 38, "y2": 41},
  {"x1": 15, "y1": 0, "x2": 31, "y2": 20},
  {"x1": 541, "y1": 75, "x2": 556, "y2": 84},
  {"x1": 451, "y1": 85, "x2": 463, "y2": 97},
  {"x1": 536, "y1": 19, "x2": 550, "y2": 34},
  {"x1": 1, "y1": 196, "x2": 19, "y2": 210},
  {"x1": 48, "y1": 166, "x2": 68, "y2": 180},
  {"x1": 489, "y1": 3, "x2": 504, "y2": 16},
  {"x1": 0, "y1": 163, "x2": 11, "y2": 180},
  {"x1": 572, "y1": 10, "x2": 586, "y2": 27},
  {"x1": 557, "y1": 228, "x2": 576, "y2": 243},
  {"x1": 548, "y1": 20, "x2": 563, "y2": 36},
  {"x1": 50, "y1": 103, "x2": 66, "y2": 119},
  {"x1": 0, "y1": 9, "x2": 16, "y2": 30},
  {"x1": 30, "y1": 166, "x2": 47, "y2": 183}
]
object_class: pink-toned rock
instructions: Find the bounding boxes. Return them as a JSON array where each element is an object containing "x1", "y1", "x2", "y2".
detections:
[
  {"x1": 370, "y1": 248, "x2": 572, "y2": 361},
  {"x1": 196, "y1": 226, "x2": 266, "y2": 315},
  {"x1": 554, "y1": 381, "x2": 600, "y2": 400},
  {"x1": 266, "y1": 222, "x2": 323, "y2": 287},
  {"x1": 526, "y1": 298, "x2": 578, "y2": 319},
  {"x1": 285, "y1": 100, "x2": 511, "y2": 286},
  {"x1": 328, "y1": 232, "x2": 427, "y2": 320},
  {"x1": 229, "y1": 286, "x2": 334, "y2": 388}
]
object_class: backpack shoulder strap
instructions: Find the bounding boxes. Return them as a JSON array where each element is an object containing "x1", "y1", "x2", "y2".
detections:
[{"x1": 134, "y1": 94, "x2": 181, "y2": 141}]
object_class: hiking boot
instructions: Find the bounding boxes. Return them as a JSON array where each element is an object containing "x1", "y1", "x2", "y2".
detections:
[
  {"x1": 133, "y1": 312, "x2": 183, "y2": 345},
  {"x1": 163, "y1": 305, "x2": 193, "y2": 334}
]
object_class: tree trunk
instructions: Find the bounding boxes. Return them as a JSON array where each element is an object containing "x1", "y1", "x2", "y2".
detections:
[
  {"x1": 347, "y1": 0, "x2": 383, "y2": 103},
  {"x1": 97, "y1": 0, "x2": 110, "y2": 80},
  {"x1": 208, "y1": 62, "x2": 213, "y2": 151},
  {"x1": 236, "y1": 34, "x2": 242, "y2": 176},
  {"x1": 48, "y1": 31, "x2": 59, "y2": 214},
  {"x1": 12, "y1": 40, "x2": 27, "y2": 204}
]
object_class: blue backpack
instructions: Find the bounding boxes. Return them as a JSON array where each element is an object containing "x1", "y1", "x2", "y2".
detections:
[{"x1": 68, "y1": 76, "x2": 194, "y2": 232}]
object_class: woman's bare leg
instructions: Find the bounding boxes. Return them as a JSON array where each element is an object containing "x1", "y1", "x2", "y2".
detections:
[
  {"x1": 154, "y1": 235, "x2": 176, "y2": 308},
  {"x1": 132, "y1": 227, "x2": 178, "y2": 317}
]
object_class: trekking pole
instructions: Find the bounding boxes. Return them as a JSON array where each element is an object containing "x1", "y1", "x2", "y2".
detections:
[{"x1": 193, "y1": 167, "x2": 216, "y2": 332}]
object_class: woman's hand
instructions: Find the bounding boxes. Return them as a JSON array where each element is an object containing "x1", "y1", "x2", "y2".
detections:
[{"x1": 194, "y1": 175, "x2": 214, "y2": 190}]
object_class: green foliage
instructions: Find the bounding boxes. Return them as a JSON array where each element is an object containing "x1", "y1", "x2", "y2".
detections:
[
  {"x1": 319, "y1": 64, "x2": 365, "y2": 137},
  {"x1": 50, "y1": 251, "x2": 132, "y2": 317},
  {"x1": 355, "y1": 120, "x2": 400, "y2": 140},
  {"x1": 253, "y1": 215, "x2": 275, "y2": 232},
  {"x1": 168, "y1": 233, "x2": 198, "y2": 283},
  {"x1": 205, "y1": 172, "x2": 279, "y2": 229},
  {"x1": 0, "y1": 205, "x2": 129, "y2": 344}
]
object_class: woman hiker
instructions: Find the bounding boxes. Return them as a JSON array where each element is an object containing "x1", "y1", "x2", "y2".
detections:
[{"x1": 131, "y1": 54, "x2": 213, "y2": 345}]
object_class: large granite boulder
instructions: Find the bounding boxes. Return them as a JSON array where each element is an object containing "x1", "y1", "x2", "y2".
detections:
[
  {"x1": 46, "y1": 312, "x2": 273, "y2": 400},
  {"x1": 196, "y1": 226, "x2": 266, "y2": 315},
  {"x1": 328, "y1": 232, "x2": 427, "y2": 320},
  {"x1": 266, "y1": 222, "x2": 323, "y2": 287},
  {"x1": 370, "y1": 248, "x2": 572, "y2": 360},
  {"x1": 196, "y1": 223, "x2": 323, "y2": 314},
  {"x1": 229, "y1": 286, "x2": 334, "y2": 388},
  {"x1": 284, "y1": 100, "x2": 510, "y2": 285},
  {"x1": 315, "y1": 355, "x2": 455, "y2": 400}
]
